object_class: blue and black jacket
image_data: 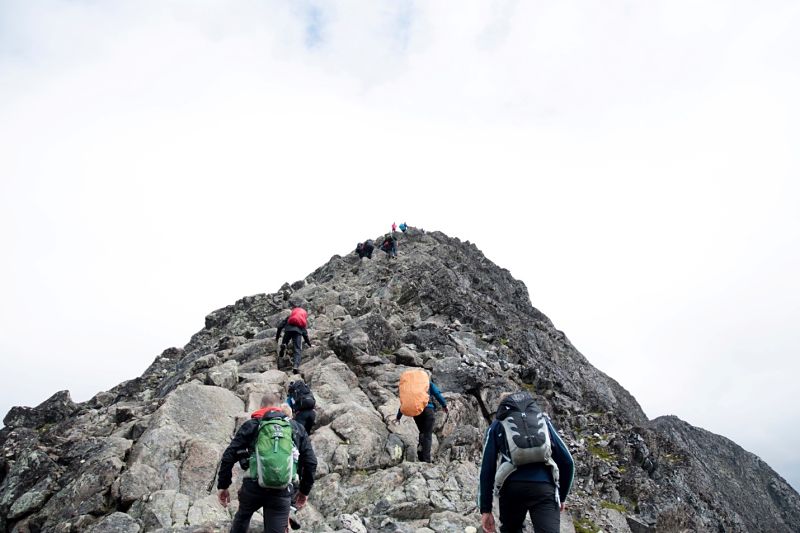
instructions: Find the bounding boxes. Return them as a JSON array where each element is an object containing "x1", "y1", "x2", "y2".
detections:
[
  {"x1": 395, "y1": 382, "x2": 447, "y2": 421},
  {"x1": 478, "y1": 415, "x2": 574, "y2": 513}
]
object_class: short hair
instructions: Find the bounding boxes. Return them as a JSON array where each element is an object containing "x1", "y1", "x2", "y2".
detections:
[{"x1": 260, "y1": 392, "x2": 282, "y2": 408}]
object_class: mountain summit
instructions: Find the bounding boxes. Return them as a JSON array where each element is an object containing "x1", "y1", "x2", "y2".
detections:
[{"x1": 2, "y1": 229, "x2": 798, "y2": 532}]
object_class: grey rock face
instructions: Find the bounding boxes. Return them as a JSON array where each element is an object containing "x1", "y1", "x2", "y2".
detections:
[
  {"x1": 3, "y1": 390, "x2": 76, "y2": 429},
  {"x1": 87, "y1": 512, "x2": 141, "y2": 533},
  {"x1": 1, "y1": 229, "x2": 798, "y2": 532}
]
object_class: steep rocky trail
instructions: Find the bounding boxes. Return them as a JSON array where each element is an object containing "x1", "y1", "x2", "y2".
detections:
[{"x1": 1, "y1": 229, "x2": 798, "y2": 532}]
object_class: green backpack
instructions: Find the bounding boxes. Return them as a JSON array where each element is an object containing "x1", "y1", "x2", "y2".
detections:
[{"x1": 249, "y1": 417, "x2": 297, "y2": 489}]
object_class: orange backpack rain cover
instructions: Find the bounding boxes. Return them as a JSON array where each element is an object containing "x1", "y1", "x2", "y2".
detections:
[{"x1": 399, "y1": 369, "x2": 430, "y2": 417}]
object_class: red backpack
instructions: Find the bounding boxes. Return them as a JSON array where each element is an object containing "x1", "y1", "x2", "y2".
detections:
[{"x1": 287, "y1": 308, "x2": 308, "y2": 328}]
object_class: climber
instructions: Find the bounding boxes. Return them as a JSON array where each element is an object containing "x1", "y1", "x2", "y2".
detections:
[
  {"x1": 356, "y1": 239, "x2": 374, "y2": 259},
  {"x1": 477, "y1": 391, "x2": 574, "y2": 533},
  {"x1": 217, "y1": 392, "x2": 318, "y2": 533},
  {"x1": 276, "y1": 307, "x2": 312, "y2": 374},
  {"x1": 399, "y1": 222, "x2": 408, "y2": 233},
  {"x1": 392, "y1": 221, "x2": 397, "y2": 233},
  {"x1": 287, "y1": 379, "x2": 317, "y2": 434},
  {"x1": 380, "y1": 233, "x2": 398, "y2": 258},
  {"x1": 393, "y1": 369, "x2": 448, "y2": 463}
]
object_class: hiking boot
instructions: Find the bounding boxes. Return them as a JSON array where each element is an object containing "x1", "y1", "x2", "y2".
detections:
[
  {"x1": 279, "y1": 345, "x2": 286, "y2": 358},
  {"x1": 292, "y1": 366, "x2": 300, "y2": 374}
]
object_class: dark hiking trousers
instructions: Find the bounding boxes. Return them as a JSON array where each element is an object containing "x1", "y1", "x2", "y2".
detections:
[
  {"x1": 295, "y1": 409, "x2": 316, "y2": 434},
  {"x1": 498, "y1": 480, "x2": 560, "y2": 533},
  {"x1": 230, "y1": 479, "x2": 291, "y2": 533},
  {"x1": 413, "y1": 407, "x2": 436, "y2": 462},
  {"x1": 282, "y1": 331, "x2": 303, "y2": 368}
]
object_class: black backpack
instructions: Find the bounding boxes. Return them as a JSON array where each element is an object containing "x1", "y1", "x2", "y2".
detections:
[
  {"x1": 492, "y1": 391, "x2": 558, "y2": 495},
  {"x1": 288, "y1": 381, "x2": 316, "y2": 411}
]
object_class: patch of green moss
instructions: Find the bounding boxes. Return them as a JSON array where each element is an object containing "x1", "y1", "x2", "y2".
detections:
[
  {"x1": 662, "y1": 452, "x2": 682, "y2": 464},
  {"x1": 499, "y1": 338, "x2": 509, "y2": 346},
  {"x1": 601, "y1": 500, "x2": 627, "y2": 513},
  {"x1": 586, "y1": 435, "x2": 614, "y2": 461},
  {"x1": 522, "y1": 382, "x2": 536, "y2": 394},
  {"x1": 574, "y1": 517, "x2": 601, "y2": 533}
]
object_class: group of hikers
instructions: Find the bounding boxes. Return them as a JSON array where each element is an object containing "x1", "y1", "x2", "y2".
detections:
[
  {"x1": 217, "y1": 310, "x2": 575, "y2": 533},
  {"x1": 219, "y1": 225, "x2": 573, "y2": 532},
  {"x1": 356, "y1": 222, "x2": 409, "y2": 260}
]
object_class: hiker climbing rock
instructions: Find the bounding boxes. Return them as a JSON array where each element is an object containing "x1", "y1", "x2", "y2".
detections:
[
  {"x1": 399, "y1": 222, "x2": 408, "y2": 233},
  {"x1": 217, "y1": 392, "x2": 318, "y2": 533},
  {"x1": 276, "y1": 307, "x2": 312, "y2": 374},
  {"x1": 356, "y1": 239, "x2": 374, "y2": 259},
  {"x1": 478, "y1": 391, "x2": 574, "y2": 533},
  {"x1": 392, "y1": 221, "x2": 397, "y2": 233},
  {"x1": 287, "y1": 379, "x2": 317, "y2": 434},
  {"x1": 380, "y1": 233, "x2": 398, "y2": 258},
  {"x1": 393, "y1": 369, "x2": 448, "y2": 463}
]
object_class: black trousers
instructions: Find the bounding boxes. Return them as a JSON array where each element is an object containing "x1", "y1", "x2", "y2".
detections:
[
  {"x1": 498, "y1": 481, "x2": 560, "y2": 533},
  {"x1": 230, "y1": 479, "x2": 292, "y2": 533},
  {"x1": 295, "y1": 409, "x2": 316, "y2": 434},
  {"x1": 413, "y1": 407, "x2": 435, "y2": 462},
  {"x1": 281, "y1": 332, "x2": 303, "y2": 368}
]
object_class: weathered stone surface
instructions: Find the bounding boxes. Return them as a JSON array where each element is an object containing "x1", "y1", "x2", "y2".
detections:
[
  {"x1": 0, "y1": 447, "x2": 61, "y2": 520},
  {"x1": 427, "y1": 511, "x2": 480, "y2": 532},
  {"x1": 127, "y1": 383, "x2": 243, "y2": 496},
  {"x1": 113, "y1": 463, "x2": 162, "y2": 505},
  {"x1": 87, "y1": 512, "x2": 142, "y2": 533},
  {"x1": 37, "y1": 437, "x2": 132, "y2": 529},
  {"x1": 205, "y1": 360, "x2": 239, "y2": 390},
  {"x1": 186, "y1": 495, "x2": 228, "y2": 526},
  {"x1": 3, "y1": 390, "x2": 77, "y2": 429},
  {"x1": 336, "y1": 513, "x2": 367, "y2": 533},
  {"x1": 2, "y1": 229, "x2": 799, "y2": 533},
  {"x1": 129, "y1": 490, "x2": 191, "y2": 530}
]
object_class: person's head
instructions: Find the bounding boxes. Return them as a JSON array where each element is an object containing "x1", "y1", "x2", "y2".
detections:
[
  {"x1": 287, "y1": 379, "x2": 303, "y2": 394},
  {"x1": 260, "y1": 392, "x2": 282, "y2": 409}
]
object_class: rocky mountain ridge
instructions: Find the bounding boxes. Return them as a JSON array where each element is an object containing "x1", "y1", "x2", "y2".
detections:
[{"x1": 2, "y1": 228, "x2": 798, "y2": 532}]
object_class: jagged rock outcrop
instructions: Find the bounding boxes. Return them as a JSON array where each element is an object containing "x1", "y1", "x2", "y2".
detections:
[{"x1": 2, "y1": 229, "x2": 798, "y2": 532}]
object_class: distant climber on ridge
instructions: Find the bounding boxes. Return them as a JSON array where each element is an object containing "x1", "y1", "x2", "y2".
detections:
[
  {"x1": 356, "y1": 239, "x2": 374, "y2": 259},
  {"x1": 478, "y1": 391, "x2": 574, "y2": 533},
  {"x1": 380, "y1": 233, "x2": 398, "y2": 259},
  {"x1": 287, "y1": 379, "x2": 317, "y2": 434},
  {"x1": 276, "y1": 306, "x2": 312, "y2": 374},
  {"x1": 217, "y1": 392, "x2": 318, "y2": 533},
  {"x1": 393, "y1": 369, "x2": 448, "y2": 463},
  {"x1": 392, "y1": 221, "x2": 397, "y2": 233},
  {"x1": 399, "y1": 222, "x2": 408, "y2": 233}
]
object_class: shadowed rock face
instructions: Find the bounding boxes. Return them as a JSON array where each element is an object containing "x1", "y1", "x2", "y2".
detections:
[{"x1": 1, "y1": 228, "x2": 798, "y2": 532}]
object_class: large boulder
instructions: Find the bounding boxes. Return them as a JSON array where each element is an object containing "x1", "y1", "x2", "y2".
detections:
[
  {"x1": 3, "y1": 390, "x2": 77, "y2": 429},
  {"x1": 40, "y1": 438, "x2": 132, "y2": 529},
  {"x1": 127, "y1": 383, "x2": 243, "y2": 496},
  {"x1": 87, "y1": 512, "x2": 142, "y2": 533},
  {"x1": 0, "y1": 447, "x2": 61, "y2": 521}
]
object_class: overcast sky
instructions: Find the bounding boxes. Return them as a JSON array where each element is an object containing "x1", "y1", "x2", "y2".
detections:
[{"x1": 1, "y1": 0, "x2": 798, "y2": 490}]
